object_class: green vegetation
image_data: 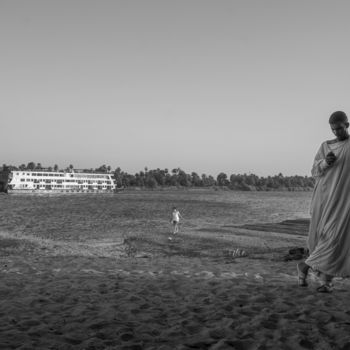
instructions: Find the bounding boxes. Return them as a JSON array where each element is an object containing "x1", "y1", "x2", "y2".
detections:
[
  {"x1": 115, "y1": 168, "x2": 314, "y2": 191},
  {"x1": 1, "y1": 162, "x2": 315, "y2": 191}
]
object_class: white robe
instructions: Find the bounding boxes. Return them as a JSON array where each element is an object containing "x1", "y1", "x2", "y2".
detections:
[{"x1": 306, "y1": 138, "x2": 350, "y2": 277}]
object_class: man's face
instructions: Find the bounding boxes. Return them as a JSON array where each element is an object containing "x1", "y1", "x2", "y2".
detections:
[{"x1": 330, "y1": 122, "x2": 349, "y2": 141}]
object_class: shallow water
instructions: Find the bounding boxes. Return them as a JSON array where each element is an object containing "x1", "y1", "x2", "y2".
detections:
[{"x1": 0, "y1": 190, "x2": 311, "y2": 243}]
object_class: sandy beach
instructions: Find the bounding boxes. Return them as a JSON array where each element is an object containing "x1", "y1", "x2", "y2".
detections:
[{"x1": 1, "y1": 217, "x2": 350, "y2": 350}]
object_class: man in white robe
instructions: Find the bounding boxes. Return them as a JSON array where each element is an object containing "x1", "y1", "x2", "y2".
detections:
[{"x1": 297, "y1": 111, "x2": 350, "y2": 293}]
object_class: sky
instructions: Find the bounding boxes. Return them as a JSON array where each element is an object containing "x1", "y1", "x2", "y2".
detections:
[{"x1": 1, "y1": 0, "x2": 350, "y2": 177}]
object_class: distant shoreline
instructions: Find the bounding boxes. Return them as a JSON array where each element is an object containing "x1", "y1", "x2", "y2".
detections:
[
  {"x1": 1, "y1": 165, "x2": 315, "y2": 192},
  {"x1": 123, "y1": 185, "x2": 314, "y2": 192}
]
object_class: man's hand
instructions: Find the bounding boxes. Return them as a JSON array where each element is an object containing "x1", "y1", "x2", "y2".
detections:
[{"x1": 326, "y1": 151, "x2": 336, "y2": 166}]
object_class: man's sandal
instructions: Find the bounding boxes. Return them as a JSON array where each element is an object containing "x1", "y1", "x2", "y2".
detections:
[
  {"x1": 316, "y1": 284, "x2": 333, "y2": 293},
  {"x1": 297, "y1": 263, "x2": 308, "y2": 287}
]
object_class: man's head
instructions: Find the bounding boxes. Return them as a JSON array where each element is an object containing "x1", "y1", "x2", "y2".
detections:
[{"x1": 329, "y1": 111, "x2": 349, "y2": 141}]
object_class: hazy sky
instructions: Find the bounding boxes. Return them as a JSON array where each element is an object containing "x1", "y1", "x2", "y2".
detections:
[{"x1": 1, "y1": 0, "x2": 350, "y2": 176}]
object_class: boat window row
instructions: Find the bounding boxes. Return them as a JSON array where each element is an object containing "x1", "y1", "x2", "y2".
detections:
[
  {"x1": 20, "y1": 179, "x2": 112, "y2": 184},
  {"x1": 15, "y1": 172, "x2": 111, "y2": 179},
  {"x1": 13, "y1": 184, "x2": 113, "y2": 190},
  {"x1": 15, "y1": 172, "x2": 66, "y2": 177},
  {"x1": 73, "y1": 174, "x2": 110, "y2": 179}
]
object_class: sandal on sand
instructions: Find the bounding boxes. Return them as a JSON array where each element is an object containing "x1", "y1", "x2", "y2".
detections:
[
  {"x1": 297, "y1": 263, "x2": 308, "y2": 287},
  {"x1": 317, "y1": 284, "x2": 333, "y2": 293}
]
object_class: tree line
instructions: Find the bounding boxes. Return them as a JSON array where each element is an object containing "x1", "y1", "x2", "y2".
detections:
[
  {"x1": 114, "y1": 167, "x2": 315, "y2": 191},
  {"x1": 3, "y1": 162, "x2": 112, "y2": 174},
  {"x1": 1, "y1": 162, "x2": 315, "y2": 191}
]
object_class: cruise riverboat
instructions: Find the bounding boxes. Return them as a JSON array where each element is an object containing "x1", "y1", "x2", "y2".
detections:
[{"x1": 0, "y1": 170, "x2": 118, "y2": 193}]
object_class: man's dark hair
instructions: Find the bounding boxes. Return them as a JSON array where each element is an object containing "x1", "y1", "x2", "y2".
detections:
[{"x1": 329, "y1": 111, "x2": 348, "y2": 124}]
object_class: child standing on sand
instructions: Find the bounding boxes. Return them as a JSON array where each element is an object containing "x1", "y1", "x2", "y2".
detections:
[{"x1": 170, "y1": 207, "x2": 182, "y2": 236}]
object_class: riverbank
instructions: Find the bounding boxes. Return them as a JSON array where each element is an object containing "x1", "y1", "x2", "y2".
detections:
[{"x1": 123, "y1": 185, "x2": 313, "y2": 192}]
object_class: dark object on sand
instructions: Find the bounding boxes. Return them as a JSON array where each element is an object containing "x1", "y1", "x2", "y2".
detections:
[{"x1": 283, "y1": 247, "x2": 309, "y2": 261}]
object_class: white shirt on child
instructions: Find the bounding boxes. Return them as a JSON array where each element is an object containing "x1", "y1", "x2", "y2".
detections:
[{"x1": 172, "y1": 210, "x2": 180, "y2": 222}]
